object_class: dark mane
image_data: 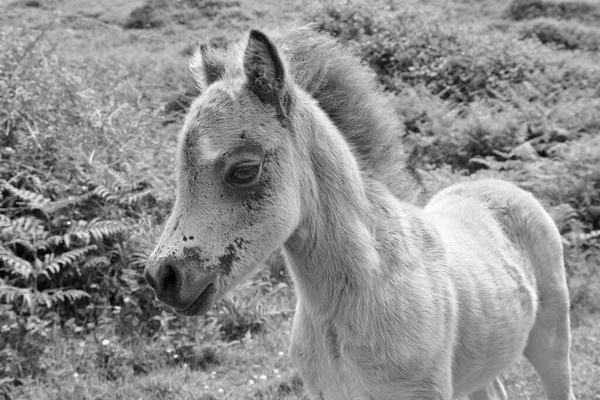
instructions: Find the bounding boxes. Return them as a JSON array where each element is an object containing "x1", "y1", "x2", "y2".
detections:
[{"x1": 194, "y1": 26, "x2": 422, "y2": 203}]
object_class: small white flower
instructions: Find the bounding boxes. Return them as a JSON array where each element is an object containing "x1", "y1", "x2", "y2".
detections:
[
  {"x1": 218, "y1": 388, "x2": 224, "y2": 394},
  {"x1": 273, "y1": 369, "x2": 279, "y2": 374},
  {"x1": 173, "y1": 354, "x2": 179, "y2": 359},
  {"x1": 276, "y1": 374, "x2": 282, "y2": 379},
  {"x1": 1, "y1": 325, "x2": 10, "y2": 333},
  {"x1": 211, "y1": 371, "x2": 217, "y2": 375},
  {"x1": 73, "y1": 372, "x2": 79, "y2": 379},
  {"x1": 166, "y1": 348, "x2": 173, "y2": 353},
  {"x1": 101, "y1": 339, "x2": 110, "y2": 346},
  {"x1": 248, "y1": 379, "x2": 255, "y2": 385},
  {"x1": 278, "y1": 351, "x2": 284, "y2": 356},
  {"x1": 203, "y1": 385, "x2": 210, "y2": 390},
  {"x1": 123, "y1": 297, "x2": 130, "y2": 303},
  {"x1": 259, "y1": 374, "x2": 267, "y2": 381}
]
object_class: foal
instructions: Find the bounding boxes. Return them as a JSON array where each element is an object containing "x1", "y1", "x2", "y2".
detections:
[{"x1": 145, "y1": 28, "x2": 575, "y2": 399}]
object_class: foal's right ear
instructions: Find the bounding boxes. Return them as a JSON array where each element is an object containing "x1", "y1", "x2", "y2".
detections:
[
  {"x1": 190, "y1": 45, "x2": 226, "y2": 91},
  {"x1": 243, "y1": 30, "x2": 289, "y2": 116}
]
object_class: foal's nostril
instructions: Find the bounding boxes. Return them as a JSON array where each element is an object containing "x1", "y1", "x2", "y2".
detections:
[
  {"x1": 147, "y1": 260, "x2": 193, "y2": 308},
  {"x1": 161, "y1": 264, "x2": 178, "y2": 294}
]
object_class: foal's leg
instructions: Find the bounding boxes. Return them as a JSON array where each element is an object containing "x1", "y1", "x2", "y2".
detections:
[
  {"x1": 515, "y1": 197, "x2": 576, "y2": 400},
  {"x1": 467, "y1": 378, "x2": 507, "y2": 400},
  {"x1": 524, "y1": 228, "x2": 575, "y2": 400},
  {"x1": 524, "y1": 287, "x2": 575, "y2": 400}
]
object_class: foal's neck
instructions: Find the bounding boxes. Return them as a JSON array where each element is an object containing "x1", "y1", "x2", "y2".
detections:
[{"x1": 283, "y1": 94, "x2": 390, "y2": 320}]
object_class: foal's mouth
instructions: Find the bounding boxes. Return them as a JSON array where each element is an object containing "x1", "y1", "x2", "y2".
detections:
[{"x1": 177, "y1": 283, "x2": 217, "y2": 316}]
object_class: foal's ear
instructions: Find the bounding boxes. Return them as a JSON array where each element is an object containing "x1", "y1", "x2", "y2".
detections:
[
  {"x1": 243, "y1": 30, "x2": 289, "y2": 116},
  {"x1": 190, "y1": 45, "x2": 226, "y2": 91}
]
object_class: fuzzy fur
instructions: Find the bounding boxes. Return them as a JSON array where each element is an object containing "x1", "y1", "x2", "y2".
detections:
[
  {"x1": 190, "y1": 26, "x2": 423, "y2": 203},
  {"x1": 146, "y1": 27, "x2": 575, "y2": 399}
]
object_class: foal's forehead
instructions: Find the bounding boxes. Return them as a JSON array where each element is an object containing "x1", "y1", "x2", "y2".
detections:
[{"x1": 182, "y1": 84, "x2": 279, "y2": 160}]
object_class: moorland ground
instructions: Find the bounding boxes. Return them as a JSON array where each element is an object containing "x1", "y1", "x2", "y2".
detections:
[{"x1": 1, "y1": 0, "x2": 599, "y2": 398}]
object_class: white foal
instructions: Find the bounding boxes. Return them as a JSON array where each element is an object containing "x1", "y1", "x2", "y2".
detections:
[{"x1": 144, "y1": 28, "x2": 575, "y2": 399}]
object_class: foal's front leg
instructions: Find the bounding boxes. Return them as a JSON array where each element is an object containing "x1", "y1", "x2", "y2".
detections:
[
  {"x1": 468, "y1": 378, "x2": 507, "y2": 400},
  {"x1": 289, "y1": 311, "x2": 328, "y2": 399},
  {"x1": 288, "y1": 345, "x2": 326, "y2": 400}
]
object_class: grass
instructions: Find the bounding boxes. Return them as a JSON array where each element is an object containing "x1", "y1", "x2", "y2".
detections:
[{"x1": 1, "y1": 0, "x2": 599, "y2": 398}]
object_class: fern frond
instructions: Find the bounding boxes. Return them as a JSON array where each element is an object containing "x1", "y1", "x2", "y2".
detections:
[
  {"x1": 84, "y1": 220, "x2": 130, "y2": 242},
  {"x1": 127, "y1": 250, "x2": 151, "y2": 270},
  {"x1": 40, "y1": 245, "x2": 97, "y2": 279},
  {"x1": 92, "y1": 185, "x2": 117, "y2": 202},
  {"x1": 0, "y1": 285, "x2": 34, "y2": 311},
  {"x1": 83, "y1": 255, "x2": 111, "y2": 269},
  {"x1": 2, "y1": 181, "x2": 49, "y2": 207},
  {"x1": 44, "y1": 289, "x2": 90, "y2": 305},
  {"x1": 0, "y1": 216, "x2": 46, "y2": 243},
  {"x1": 0, "y1": 285, "x2": 21, "y2": 305},
  {"x1": 562, "y1": 229, "x2": 600, "y2": 247},
  {"x1": 34, "y1": 290, "x2": 89, "y2": 308},
  {"x1": 119, "y1": 188, "x2": 154, "y2": 206},
  {"x1": 107, "y1": 169, "x2": 138, "y2": 194},
  {"x1": 39, "y1": 192, "x2": 95, "y2": 214},
  {"x1": 582, "y1": 230, "x2": 600, "y2": 242},
  {"x1": 34, "y1": 234, "x2": 65, "y2": 251},
  {"x1": 62, "y1": 219, "x2": 130, "y2": 246},
  {"x1": 8, "y1": 238, "x2": 36, "y2": 254},
  {"x1": 0, "y1": 246, "x2": 33, "y2": 278},
  {"x1": 35, "y1": 290, "x2": 52, "y2": 308}
]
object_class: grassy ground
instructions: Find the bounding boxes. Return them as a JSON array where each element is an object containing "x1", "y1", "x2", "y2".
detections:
[{"x1": 1, "y1": 0, "x2": 599, "y2": 398}]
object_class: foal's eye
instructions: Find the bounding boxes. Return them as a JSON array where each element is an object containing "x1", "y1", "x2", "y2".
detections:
[{"x1": 228, "y1": 163, "x2": 261, "y2": 186}]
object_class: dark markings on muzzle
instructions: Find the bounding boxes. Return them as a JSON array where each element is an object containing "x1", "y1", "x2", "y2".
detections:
[
  {"x1": 182, "y1": 246, "x2": 210, "y2": 266},
  {"x1": 218, "y1": 238, "x2": 250, "y2": 275},
  {"x1": 218, "y1": 244, "x2": 239, "y2": 275}
]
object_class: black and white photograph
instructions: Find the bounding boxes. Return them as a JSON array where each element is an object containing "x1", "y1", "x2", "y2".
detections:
[{"x1": 1, "y1": 0, "x2": 599, "y2": 398}]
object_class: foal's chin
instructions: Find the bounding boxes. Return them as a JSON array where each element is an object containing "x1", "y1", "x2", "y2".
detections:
[{"x1": 175, "y1": 283, "x2": 219, "y2": 316}]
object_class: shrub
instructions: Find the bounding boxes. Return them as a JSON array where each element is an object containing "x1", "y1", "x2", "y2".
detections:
[
  {"x1": 312, "y1": 4, "x2": 543, "y2": 103},
  {"x1": 520, "y1": 18, "x2": 600, "y2": 51},
  {"x1": 183, "y1": 0, "x2": 242, "y2": 17},
  {"x1": 123, "y1": 5, "x2": 164, "y2": 29},
  {"x1": 123, "y1": 0, "x2": 245, "y2": 31},
  {"x1": 504, "y1": 0, "x2": 600, "y2": 24}
]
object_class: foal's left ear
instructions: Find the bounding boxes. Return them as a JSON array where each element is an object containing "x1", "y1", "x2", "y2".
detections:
[
  {"x1": 243, "y1": 30, "x2": 289, "y2": 117},
  {"x1": 190, "y1": 45, "x2": 226, "y2": 92}
]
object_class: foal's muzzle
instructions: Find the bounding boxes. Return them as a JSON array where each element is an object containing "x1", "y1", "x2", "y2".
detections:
[{"x1": 144, "y1": 256, "x2": 218, "y2": 316}]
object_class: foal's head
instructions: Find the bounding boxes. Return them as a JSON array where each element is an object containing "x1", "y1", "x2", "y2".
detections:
[{"x1": 145, "y1": 31, "x2": 305, "y2": 315}]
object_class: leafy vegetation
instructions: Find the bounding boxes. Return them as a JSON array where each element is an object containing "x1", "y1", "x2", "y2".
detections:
[{"x1": 1, "y1": 0, "x2": 599, "y2": 398}]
